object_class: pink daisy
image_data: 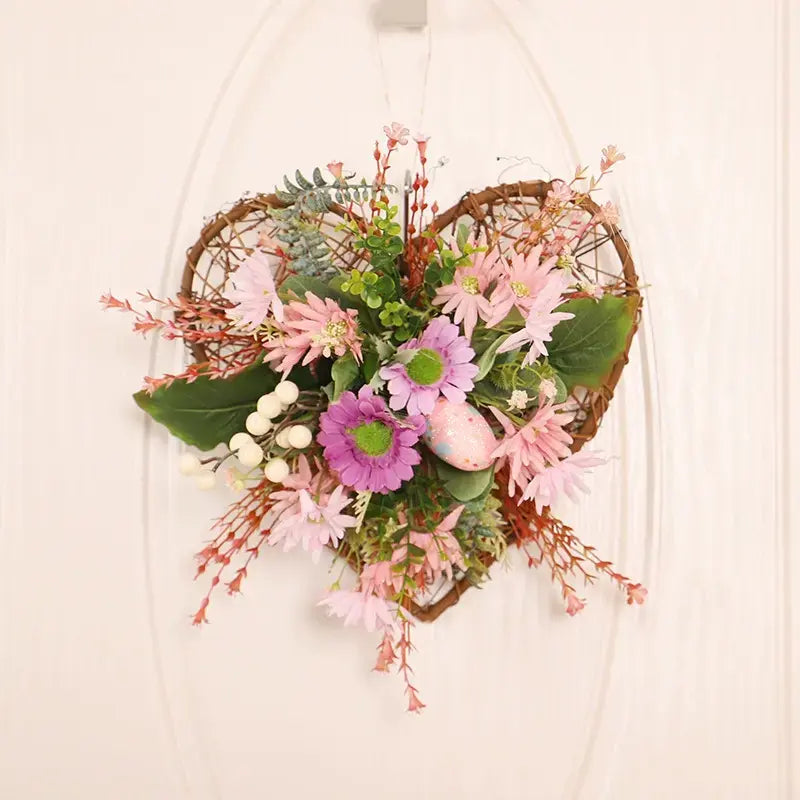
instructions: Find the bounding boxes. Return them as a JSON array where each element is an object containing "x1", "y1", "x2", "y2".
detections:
[
  {"x1": 432, "y1": 250, "x2": 498, "y2": 340},
  {"x1": 318, "y1": 589, "x2": 400, "y2": 633},
  {"x1": 521, "y1": 450, "x2": 606, "y2": 511},
  {"x1": 222, "y1": 250, "x2": 284, "y2": 330},
  {"x1": 317, "y1": 386, "x2": 426, "y2": 494},
  {"x1": 379, "y1": 317, "x2": 479, "y2": 416},
  {"x1": 487, "y1": 246, "x2": 560, "y2": 326},
  {"x1": 496, "y1": 278, "x2": 574, "y2": 366},
  {"x1": 392, "y1": 505, "x2": 466, "y2": 584},
  {"x1": 269, "y1": 485, "x2": 356, "y2": 561},
  {"x1": 263, "y1": 292, "x2": 362, "y2": 375},
  {"x1": 490, "y1": 405, "x2": 575, "y2": 499}
]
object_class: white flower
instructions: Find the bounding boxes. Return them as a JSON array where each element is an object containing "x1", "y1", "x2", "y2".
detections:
[{"x1": 507, "y1": 390, "x2": 530, "y2": 411}]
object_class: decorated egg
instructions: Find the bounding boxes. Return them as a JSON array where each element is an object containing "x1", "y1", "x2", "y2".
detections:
[{"x1": 423, "y1": 398, "x2": 497, "y2": 471}]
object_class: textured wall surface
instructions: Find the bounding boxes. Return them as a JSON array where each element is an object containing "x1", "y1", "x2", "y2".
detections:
[{"x1": 1, "y1": 1, "x2": 798, "y2": 798}]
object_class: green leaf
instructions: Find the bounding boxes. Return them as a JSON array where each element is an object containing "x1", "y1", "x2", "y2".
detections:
[
  {"x1": 474, "y1": 334, "x2": 508, "y2": 381},
  {"x1": 456, "y1": 223, "x2": 469, "y2": 253},
  {"x1": 331, "y1": 352, "x2": 359, "y2": 399},
  {"x1": 435, "y1": 460, "x2": 495, "y2": 503},
  {"x1": 362, "y1": 351, "x2": 379, "y2": 382},
  {"x1": 279, "y1": 274, "x2": 339, "y2": 302},
  {"x1": 134, "y1": 363, "x2": 278, "y2": 451},
  {"x1": 547, "y1": 296, "x2": 637, "y2": 390}
]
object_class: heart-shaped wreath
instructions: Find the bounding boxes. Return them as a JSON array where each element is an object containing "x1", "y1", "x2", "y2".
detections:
[{"x1": 103, "y1": 124, "x2": 646, "y2": 711}]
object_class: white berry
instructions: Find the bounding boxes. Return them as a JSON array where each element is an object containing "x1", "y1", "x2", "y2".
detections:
[
  {"x1": 245, "y1": 412, "x2": 272, "y2": 436},
  {"x1": 287, "y1": 424, "x2": 313, "y2": 449},
  {"x1": 264, "y1": 458, "x2": 290, "y2": 483},
  {"x1": 229, "y1": 432, "x2": 253, "y2": 452},
  {"x1": 275, "y1": 428, "x2": 291, "y2": 449},
  {"x1": 178, "y1": 453, "x2": 201, "y2": 476},
  {"x1": 237, "y1": 442, "x2": 265, "y2": 468},
  {"x1": 257, "y1": 393, "x2": 283, "y2": 419},
  {"x1": 274, "y1": 380, "x2": 299, "y2": 405},
  {"x1": 194, "y1": 470, "x2": 216, "y2": 490}
]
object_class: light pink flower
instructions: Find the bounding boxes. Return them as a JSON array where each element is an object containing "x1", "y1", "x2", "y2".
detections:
[
  {"x1": 264, "y1": 292, "x2": 362, "y2": 375},
  {"x1": 392, "y1": 505, "x2": 466, "y2": 584},
  {"x1": 222, "y1": 250, "x2": 284, "y2": 330},
  {"x1": 565, "y1": 590, "x2": 586, "y2": 616},
  {"x1": 596, "y1": 201, "x2": 620, "y2": 226},
  {"x1": 327, "y1": 160, "x2": 343, "y2": 180},
  {"x1": 318, "y1": 589, "x2": 400, "y2": 633},
  {"x1": 432, "y1": 257, "x2": 495, "y2": 340},
  {"x1": 360, "y1": 560, "x2": 405, "y2": 598},
  {"x1": 538, "y1": 378, "x2": 557, "y2": 403},
  {"x1": 413, "y1": 132, "x2": 430, "y2": 159},
  {"x1": 521, "y1": 450, "x2": 606, "y2": 511},
  {"x1": 383, "y1": 121, "x2": 410, "y2": 146},
  {"x1": 600, "y1": 145, "x2": 626, "y2": 172},
  {"x1": 545, "y1": 179, "x2": 574, "y2": 208},
  {"x1": 487, "y1": 246, "x2": 560, "y2": 326},
  {"x1": 490, "y1": 405, "x2": 575, "y2": 499},
  {"x1": 626, "y1": 583, "x2": 648, "y2": 606},
  {"x1": 495, "y1": 277, "x2": 574, "y2": 365},
  {"x1": 270, "y1": 485, "x2": 356, "y2": 561}
]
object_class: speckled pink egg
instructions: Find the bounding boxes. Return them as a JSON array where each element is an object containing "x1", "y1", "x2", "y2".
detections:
[{"x1": 423, "y1": 397, "x2": 497, "y2": 471}]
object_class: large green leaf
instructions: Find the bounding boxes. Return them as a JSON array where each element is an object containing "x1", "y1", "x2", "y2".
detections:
[
  {"x1": 474, "y1": 334, "x2": 508, "y2": 382},
  {"x1": 435, "y1": 460, "x2": 495, "y2": 503},
  {"x1": 134, "y1": 363, "x2": 279, "y2": 451},
  {"x1": 330, "y1": 352, "x2": 360, "y2": 399},
  {"x1": 547, "y1": 296, "x2": 637, "y2": 390}
]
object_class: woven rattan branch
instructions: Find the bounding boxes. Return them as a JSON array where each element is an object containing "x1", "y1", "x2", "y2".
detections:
[{"x1": 180, "y1": 181, "x2": 641, "y2": 624}]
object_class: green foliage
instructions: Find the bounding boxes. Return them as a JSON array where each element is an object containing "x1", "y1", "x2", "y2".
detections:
[
  {"x1": 547, "y1": 295, "x2": 637, "y2": 390},
  {"x1": 330, "y1": 352, "x2": 360, "y2": 399},
  {"x1": 435, "y1": 459, "x2": 496, "y2": 503},
  {"x1": 487, "y1": 358, "x2": 567, "y2": 402},
  {"x1": 133, "y1": 363, "x2": 278, "y2": 451},
  {"x1": 270, "y1": 168, "x2": 383, "y2": 279},
  {"x1": 473, "y1": 334, "x2": 508, "y2": 381},
  {"x1": 340, "y1": 268, "x2": 393, "y2": 309}
]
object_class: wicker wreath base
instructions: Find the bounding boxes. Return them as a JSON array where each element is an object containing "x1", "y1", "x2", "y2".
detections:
[{"x1": 181, "y1": 181, "x2": 641, "y2": 622}]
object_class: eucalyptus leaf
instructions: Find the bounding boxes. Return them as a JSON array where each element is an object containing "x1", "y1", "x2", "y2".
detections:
[
  {"x1": 547, "y1": 296, "x2": 637, "y2": 390},
  {"x1": 133, "y1": 363, "x2": 278, "y2": 451}
]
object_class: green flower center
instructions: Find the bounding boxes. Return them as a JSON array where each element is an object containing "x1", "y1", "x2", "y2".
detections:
[
  {"x1": 461, "y1": 275, "x2": 480, "y2": 295},
  {"x1": 510, "y1": 280, "x2": 530, "y2": 298},
  {"x1": 405, "y1": 348, "x2": 444, "y2": 386},
  {"x1": 349, "y1": 421, "x2": 394, "y2": 457}
]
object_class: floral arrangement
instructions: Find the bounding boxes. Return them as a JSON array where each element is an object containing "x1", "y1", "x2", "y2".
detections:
[{"x1": 103, "y1": 123, "x2": 646, "y2": 712}]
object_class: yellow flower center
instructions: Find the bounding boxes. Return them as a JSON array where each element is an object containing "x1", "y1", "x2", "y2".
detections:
[
  {"x1": 461, "y1": 276, "x2": 480, "y2": 295},
  {"x1": 510, "y1": 281, "x2": 530, "y2": 298}
]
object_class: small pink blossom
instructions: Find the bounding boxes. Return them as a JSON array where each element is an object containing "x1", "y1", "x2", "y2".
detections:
[
  {"x1": 406, "y1": 688, "x2": 426, "y2": 714},
  {"x1": 600, "y1": 145, "x2": 626, "y2": 172},
  {"x1": 222, "y1": 250, "x2": 283, "y2": 330},
  {"x1": 538, "y1": 378, "x2": 557, "y2": 403},
  {"x1": 392, "y1": 505, "x2": 466, "y2": 584},
  {"x1": 383, "y1": 121, "x2": 410, "y2": 146},
  {"x1": 487, "y1": 245, "x2": 560, "y2": 326},
  {"x1": 318, "y1": 588, "x2": 400, "y2": 633},
  {"x1": 359, "y1": 560, "x2": 402, "y2": 598},
  {"x1": 374, "y1": 632, "x2": 396, "y2": 672},
  {"x1": 264, "y1": 292, "x2": 362, "y2": 375},
  {"x1": 627, "y1": 583, "x2": 648, "y2": 606},
  {"x1": 413, "y1": 132, "x2": 430, "y2": 159},
  {"x1": 327, "y1": 160, "x2": 343, "y2": 180},
  {"x1": 545, "y1": 179, "x2": 574, "y2": 208},
  {"x1": 490, "y1": 406, "x2": 575, "y2": 500},
  {"x1": 596, "y1": 201, "x2": 620, "y2": 226},
  {"x1": 270, "y1": 485, "x2": 357, "y2": 561},
  {"x1": 432, "y1": 250, "x2": 497, "y2": 339},
  {"x1": 565, "y1": 590, "x2": 586, "y2": 616},
  {"x1": 521, "y1": 450, "x2": 606, "y2": 511},
  {"x1": 495, "y1": 275, "x2": 574, "y2": 365}
]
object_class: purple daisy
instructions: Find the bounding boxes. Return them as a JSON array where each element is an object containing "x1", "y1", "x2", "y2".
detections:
[
  {"x1": 379, "y1": 316, "x2": 479, "y2": 416},
  {"x1": 318, "y1": 386, "x2": 426, "y2": 494}
]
